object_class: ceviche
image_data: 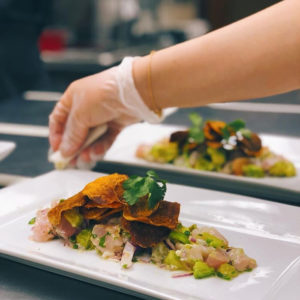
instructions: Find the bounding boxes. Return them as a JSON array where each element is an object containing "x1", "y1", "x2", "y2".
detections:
[
  {"x1": 136, "y1": 114, "x2": 296, "y2": 178},
  {"x1": 29, "y1": 171, "x2": 256, "y2": 280}
]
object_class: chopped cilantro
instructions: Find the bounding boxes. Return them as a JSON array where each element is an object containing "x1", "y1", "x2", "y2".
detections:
[
  {"x1": 122, "y1": 170, "x2": 166, "y2": 209},
  {"x1": 222, "y1": 119, "x2": 246, "y2": 140},
  {"x1": 188, "y1": 113, "x2": 204, "y2": 143},
  {"x1": 73, "y1": 244, "x2": 79, "y2": 249},
  {"x1": 99, "y1": 232, "x2": 110, "y2": 248},
  {"x1": 28, "y1": 217, "x2": 36, "y2": 225}
]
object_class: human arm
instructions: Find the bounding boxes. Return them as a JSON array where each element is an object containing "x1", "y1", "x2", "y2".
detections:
[{"x1": 134, "y1": 0, "x2": 300, "y2": 110}]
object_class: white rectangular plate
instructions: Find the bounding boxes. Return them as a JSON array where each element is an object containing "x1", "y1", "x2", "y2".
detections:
[
  {"x1": 104, "y1": 124, "x2": 300, "y2": 200},
  {"x1": 0, "y1": 170, "x2": 300, "y2": 300},
  {"x1": 0, "y1": 140, "x2": 16, "y2": 161}
]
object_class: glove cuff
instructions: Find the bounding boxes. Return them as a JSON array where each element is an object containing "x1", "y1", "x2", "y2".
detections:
[{"x1": 115, "y1": 57, "x2": 163, "y2": 124}]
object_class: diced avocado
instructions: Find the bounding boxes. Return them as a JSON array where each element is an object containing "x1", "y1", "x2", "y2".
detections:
[
  {"x1": 169, "y1": 231, "x2": 190, "y2": 244},
  {"x1": 193, "y1": 261, "x2": 215, "y2": 279},
  {"x1": 195, "y1": 157, "x2": 215, "y2": 171},
  {"x1": 189, "y1": 224, "x2": 197, "y2": 232},
  {"x1": 199, "y1": 232, "x2": 226, "y2": 248},
  {"x1": 206, "y1": 147, "x2": 226, "y2": 167},
  {"x1": 164, "y1": 250, "x2": 187, "y2": 270},
  {"x1": 150, "y1": 142, "x2": 178, "y2": 163},
  {"x1": 269, "y1": 161, "x2": 296, "y2": 177},
  {"x1": 217, "y1": 263, "x2": 238, "y2": 280},
  {"x1": 151, "y1": 242, "x2": 170, "y2": 264},
  {"x1": 242, "y1": 164, "x2": 265, "y2": 178},
  {"x1": 63, "y1": 208, "x2": 83, "y2": 228},
  {"x1": 76, "y1": 229, "x2": 95, "y2": 250}
]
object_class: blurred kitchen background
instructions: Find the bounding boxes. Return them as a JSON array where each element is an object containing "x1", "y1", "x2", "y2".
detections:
[{"x1": 0, "y1": 0, "x2": 299, "y2": 179}]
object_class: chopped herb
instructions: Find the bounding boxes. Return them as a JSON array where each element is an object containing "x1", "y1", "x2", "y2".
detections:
[
  {"x1": 28, "y1": 217, "x2": 36, "y2": 225},
  {"x1": 222, "y1": 119, "x2": 246, "y2": 140},
  {"x1": 99, "y1": 232, "x2": 110, "y2": 248},
  {"x1": 184, "y1": 230, "x2": 190, "y2": 237},
  {"x1": 73, "y1": 244, "x2": 79, "y2": 249},
  {"x1": 188, "y1": 113, "x2": 204, "y2": 143},
  {"x1": 122, "y1": 170, "x2": 166, "y2": 209}
]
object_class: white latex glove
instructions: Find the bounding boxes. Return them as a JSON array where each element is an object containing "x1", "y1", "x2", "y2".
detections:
[{"x1": 49, "y1": 57, "x2": 162, "y2": 168}]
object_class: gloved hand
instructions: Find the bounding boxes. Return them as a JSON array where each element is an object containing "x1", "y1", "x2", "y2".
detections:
[{"x1": 49, "y1": 57, "x2": 162, "y2": 168}]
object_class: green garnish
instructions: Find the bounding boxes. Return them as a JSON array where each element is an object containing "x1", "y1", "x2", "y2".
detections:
[
  {"x1": 188, "y1": 113, "x2": 204, "y2": 143},
  {"x1": 122, "y1": 170, "x2": 166, "y2": 209},
  {"x1": 222, "y1": 119, "x2": 246, "y2": 140},
  {"x1": 73, "y1": 244, "x2": 79, "y2": 249},
  {"x1": 99, "y1": 232, "x2": 110, "y2": 248},
  {"x1": 28, "y1": 217, "x2": 36, "y2": 225}
]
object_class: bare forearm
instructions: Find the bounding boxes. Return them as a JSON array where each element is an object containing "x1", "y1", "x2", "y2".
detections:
[{"x1": 134, "y1": 0, "x2": 300, "y2": 110}]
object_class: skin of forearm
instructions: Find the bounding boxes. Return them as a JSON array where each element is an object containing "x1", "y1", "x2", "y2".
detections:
[{"x1": 133, "y1": 0, "x2": 300, "y2": 110}]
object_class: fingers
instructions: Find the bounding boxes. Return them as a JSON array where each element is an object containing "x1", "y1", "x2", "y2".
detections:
[
  {"x1": 48, "y1": 87, "x2": 74, "y2": 151},
  {"x1": 49, "y1": 100, "x2": 70, "y2": 151},
  {"x1": 77, "y1": 124, "x2": 122, "y2": 164},
  {"x1": 59, "y1": 107, "x2": 89, "y2": 157}
]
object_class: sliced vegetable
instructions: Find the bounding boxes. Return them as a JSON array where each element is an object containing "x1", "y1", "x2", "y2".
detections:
[
  {"x1": 199, "y1": 232, "x2": 226, "y2": 248},
  {"x1": 242, "y1": 164, "x2": 264, "y2": 178},
  {"x1": 76, "y1": 229, "x2": 95, "y2": 250},
  {"x1": 217, "y1": 263, "x2": 238, "y2": 280},
  {"x1": 269, "y1": 161, "x2": 296, "y2": 177},
  {"x1": 169, "y1": 231, "x2": 190, "y2": 244},
  {"x1": 63, "y1": 208, "x2": 83, "y2": 228},
  {"x1": 193, "y1": 261, "x2": 215, "y2": 279}
]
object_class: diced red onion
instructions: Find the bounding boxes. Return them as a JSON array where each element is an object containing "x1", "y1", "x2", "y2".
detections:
[
  {"x1": 172, "y1": 272, "x2": 193, "y2": 278},
  {"x1": 120, "y1": 241, "x2": 136, "y2": 269}
]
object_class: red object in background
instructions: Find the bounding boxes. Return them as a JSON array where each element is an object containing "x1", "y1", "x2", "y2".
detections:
[{"x1": 39, "y1": 29, "x2": 67, "y2": 52}]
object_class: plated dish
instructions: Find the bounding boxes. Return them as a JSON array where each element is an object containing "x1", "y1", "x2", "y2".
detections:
[
  {"x1": 136, "y1": 114, "x2": 296, "y2": 178},
  {"x1": 0, "y1": 170, "x2": 300, "y2": 300},
  {"x1": 29, "y1": 171, "x2": 256, "y2": 281},
  {"x1": 103, "y1": 123, "x2": 300, "y2": 203}
]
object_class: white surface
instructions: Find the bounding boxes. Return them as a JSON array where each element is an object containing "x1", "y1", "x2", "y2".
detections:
[
  {"x1": 104, "y1": 123, "x2": 300, "y2": 193},
  {"x1": 0, "y1": 141, "x2": 16, "y2": 161},
  {"x1": 0, "y1": 170, "x2": 300, "y2": 300}
]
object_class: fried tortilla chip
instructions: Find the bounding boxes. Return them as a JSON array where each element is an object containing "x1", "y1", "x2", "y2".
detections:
[
  {"x1": 123, "y1": 201, "x2": 180, "y2": 229},
  {"x1": 95, "y1": 208, "x2": 123, "y2": 221},
  {"x1": 82, "y1": 173, "x2": 128, "y2": 205},
  {"x1": 48, "y1": 192, "x2": 86, "y2": 226},
  {"x1": 84, "y1": 200, "x2": 123, "y2": 209},
  {"x1": 121, "y1": 217, "x2": 171, "y2": 248},
  {"x1": 204, "y1": 121, "x2": 226, "y2": 141},
  {"x1": 81, "y1": 207, "x2": 109, "y2": 220}
]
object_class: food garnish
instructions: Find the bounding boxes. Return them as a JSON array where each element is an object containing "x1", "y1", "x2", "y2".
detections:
[
  {"x1": 30, "y1": 172, "x2": 256, "y2": 280},
  {"x1": 136, "y1": 114, "x2": 296, "y2": 178}
]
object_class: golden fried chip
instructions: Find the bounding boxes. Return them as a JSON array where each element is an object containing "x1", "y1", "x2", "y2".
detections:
[
  {"x1": 81, "y1": 207, "x2": 108, "y2": 220},
  {"x1": 84, "y1": 200, "x2": 123, "y2": 209},
  {"x1": 82, "y1": 173, "x2": 128, "y2": 205},
  {"x1": 48, "y1": 192, "x2": 86, "y2": 226},
  {"x1": 123, "y1": 201, "x2": 180, "y2": 229},
  {"x1": 94, "y1": 207, "x2": 123, "y2": 221},
  {"x1": 204, "y1": 121, "x2": 226, "y2": 140},
  {"x1": 121, "y1": 217, "x2": 171, "y2": 248}
]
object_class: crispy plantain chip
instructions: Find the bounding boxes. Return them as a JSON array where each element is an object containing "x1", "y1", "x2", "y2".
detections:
[
  {"x1": 204, "y1": 121, "x2": 226, "y2": 141},
  {"x1": 48, "y1": 192, "x2": 86, "y2": 226},
  {"x1": 84, "y1": 200, "x2": 123, "y2": 209},
  {"x1": 95, "y1": 208, "x2": 123, "y2": 221},
  {"x1": 123, "y1": 201, "x2": 180, "y2": 229},
  {"x1": 82, "y1": 173, "x2": 128, "y2": 205},
  {"x1": 81, "y1": 207, "x2": 109, "y2": 220},
  {"x1": 121, "y1": 217, "x2": 171, "y2": 248}
]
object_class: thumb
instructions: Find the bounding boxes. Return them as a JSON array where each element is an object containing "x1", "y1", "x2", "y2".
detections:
[{"x1": 59, "y1": 109, "x2": 89, "y2": 157}]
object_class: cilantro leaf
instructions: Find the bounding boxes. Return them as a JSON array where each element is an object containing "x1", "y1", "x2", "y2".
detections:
[
  {"x1": 28, "y1": 217, "x2": 36, "y2": 225},
  {"x1": 189, "y1": 113, "x2": 203, "y2": 127},
  {"x1": 228, "y1": 119, "x2": 245, "y2": 132},
  {"x1": 122, "y1": 170, "x2": 167, "y2": 209}
]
